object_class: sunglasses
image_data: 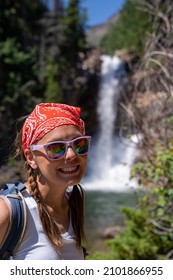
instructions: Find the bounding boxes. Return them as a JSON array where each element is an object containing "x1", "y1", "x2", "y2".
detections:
[{"x1": 30, "y1": 136, "x2": 91, "y2": 160}]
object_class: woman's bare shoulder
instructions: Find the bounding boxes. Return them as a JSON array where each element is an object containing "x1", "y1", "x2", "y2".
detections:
[{"x1": 0, "y1": 198, "x2": 10, "y2": 244}]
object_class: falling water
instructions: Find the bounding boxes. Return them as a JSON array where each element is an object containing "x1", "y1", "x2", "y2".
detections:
[
  {"x1": 83, "y1": 55, "x2": 137, "y2": 192},
  {"x1": 83, "y1": 55, "x2": 139, "y2": 252}
]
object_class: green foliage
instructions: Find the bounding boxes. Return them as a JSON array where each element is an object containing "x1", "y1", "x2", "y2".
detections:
[
  {"x1": 0, "y1": 38, "x2": 32, "y2": 84},
  {"x1": 88, "y1": 189, "x2": 173, "y2": 259},
  {"x1": 0, "y1": 0, "x2": 88, "y2": 163},
  {"x1": 0, "y1": 1, "x2": 45, "y2": 116},
  {"x1": 88, "y1": 143, "x2": 173, "y2": 260},
  {"x1": 131, "y1": 143, "x2": 173, "y2": 187},
  {"x1": 0, "y1": 0, "x2": 87, "y2": 111},
  {"x1": 0, "y1": 38, "x2": 31, "y2": 64},
  {"x1": 101, "y1": 0, "x2": 151, "y2": 56},
  {"x1": 0, "y1": 1, "x2": 46, "y2": 41},
  {"x1": 60, "y1": 0, "x2": 86, "y2": 65},
  {"x1": 44, "y1": 56, "x2": 61, "y2": 103},
  {"x1": 65, "y1": 0, "x2": 86, "y2": 47},
  {"x1": 0, "y1": 37, "x2": 38, "y2": 111}
]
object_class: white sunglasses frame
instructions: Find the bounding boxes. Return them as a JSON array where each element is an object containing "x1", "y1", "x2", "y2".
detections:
[{"x1": 29, "y1": 136, "x2": 91, "y2": 160}]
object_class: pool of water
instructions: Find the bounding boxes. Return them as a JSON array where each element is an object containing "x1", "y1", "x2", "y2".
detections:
[{"x1": 85, "y1": 190, "x2": 139, "y2": 253}]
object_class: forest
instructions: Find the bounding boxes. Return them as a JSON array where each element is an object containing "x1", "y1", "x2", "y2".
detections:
[
  {"x1": 0, "y1": 0, "x2": 99, "y2": 165},
  {"x1": 1, "y1": 0, "x2": 173, "y2": 259}
]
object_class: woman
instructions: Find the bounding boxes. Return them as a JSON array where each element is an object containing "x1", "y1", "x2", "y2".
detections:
[{"x1": 0, "y1": 103, "x2": 91, "y2": 259}]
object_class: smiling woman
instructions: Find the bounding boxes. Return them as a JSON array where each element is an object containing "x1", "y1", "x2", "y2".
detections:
[{"x1": 0, "y1": 103, "x2": 91, "y2": 260}]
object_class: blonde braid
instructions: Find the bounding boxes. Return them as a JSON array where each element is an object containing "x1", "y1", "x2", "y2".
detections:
[
  {"x1": 26, "y1": 165, "x2": 40, "y2": 202},
  {"x1": 26, "y1": 164, "x2": 62, "y2": 252},
  {"x1": 13, "y1": 120, "x2": 82, "y2": 253}
]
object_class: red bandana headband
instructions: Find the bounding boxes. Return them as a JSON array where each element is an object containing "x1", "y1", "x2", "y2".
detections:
[{"x1": 22, "y1": 103, "x2": 85, "y2": 152}]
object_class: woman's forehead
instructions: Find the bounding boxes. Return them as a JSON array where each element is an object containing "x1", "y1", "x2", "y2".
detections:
[{"x1": 37, "y1": 125, "x2": 82, "y2": 143}]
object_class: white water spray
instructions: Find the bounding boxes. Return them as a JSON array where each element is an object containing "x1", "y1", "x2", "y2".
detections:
[{"x1": 83, "y1": 55, "x2": 137, "y2": 192}]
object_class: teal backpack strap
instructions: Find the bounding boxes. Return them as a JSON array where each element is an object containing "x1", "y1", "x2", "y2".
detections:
[{"x1": 0, "y1": 181, "x2": 27, "y2": 260}]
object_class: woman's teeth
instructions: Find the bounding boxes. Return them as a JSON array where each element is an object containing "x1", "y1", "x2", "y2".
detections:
[{"x1": 60, "y1": 166, "x2": 78, "y2": 173}]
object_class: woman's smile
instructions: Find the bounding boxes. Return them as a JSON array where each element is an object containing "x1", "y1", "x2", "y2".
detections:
[{"x1": 58, "y1": 164, "x2": 80, "y2": 175}]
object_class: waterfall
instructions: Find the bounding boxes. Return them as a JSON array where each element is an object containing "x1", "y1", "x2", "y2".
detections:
[{"x1": 83, "y1": 55, "x2": 137, "y2": 192}]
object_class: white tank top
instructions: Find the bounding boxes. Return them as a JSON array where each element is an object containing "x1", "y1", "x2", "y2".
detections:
[{"x1": 13, "y1": 189, "x2": 84, "y2": 260}]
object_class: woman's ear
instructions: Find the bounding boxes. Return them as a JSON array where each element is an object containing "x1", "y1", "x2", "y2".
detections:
[{"x1": 24, "y1": 149, "x2": 38, "y2": 170}]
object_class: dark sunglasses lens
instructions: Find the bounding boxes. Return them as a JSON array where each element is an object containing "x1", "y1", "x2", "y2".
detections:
[
  {"x1": 46, "y1": 143, "x2": 66, "y2": 159},
  {"x1": 73, "y1": 138, "x2": 89, "y2": 155}
]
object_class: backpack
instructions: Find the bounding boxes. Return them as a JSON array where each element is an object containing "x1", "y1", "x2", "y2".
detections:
[{"x1": 0, "y1": 181, "x2": 27, "y2": 260}]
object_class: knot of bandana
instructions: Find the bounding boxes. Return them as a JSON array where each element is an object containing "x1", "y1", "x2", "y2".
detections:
[{"x1": 22, "y1": 103, "x2": 85, "y2": 152}]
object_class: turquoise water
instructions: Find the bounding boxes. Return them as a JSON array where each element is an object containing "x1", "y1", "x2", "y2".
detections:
[{"x1": 85, "y1": 190, "x2": 139, "y2": 253}]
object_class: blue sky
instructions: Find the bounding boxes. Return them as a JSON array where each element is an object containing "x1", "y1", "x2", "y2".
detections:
[
  {"x1": 81, "y1": 0, "x2": 126, "y2": 26},
  {"x1": 63, "y1": 0, "x2": 126, "y2": 26},
  {"x1": 44, "y1": 0, "x2": 126, "y2": 26}
]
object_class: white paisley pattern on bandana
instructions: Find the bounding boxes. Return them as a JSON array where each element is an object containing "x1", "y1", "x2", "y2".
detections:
[{"x1": 22, "y1": 103, "x2": 85, "y2": 152}]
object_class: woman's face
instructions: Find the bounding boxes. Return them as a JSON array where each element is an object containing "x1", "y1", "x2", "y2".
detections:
[{"x1": 27, "y1": 125, "x2": 88, "y2": 189}]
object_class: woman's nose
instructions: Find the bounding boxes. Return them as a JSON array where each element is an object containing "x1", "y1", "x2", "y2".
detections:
[{"x1": 65, "y1": 146, "x2": 77, "y2": 161}]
